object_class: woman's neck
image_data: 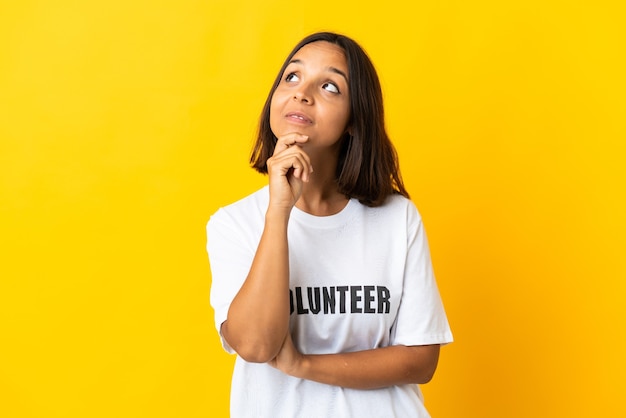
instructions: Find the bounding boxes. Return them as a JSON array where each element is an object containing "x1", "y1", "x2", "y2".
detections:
[
  {"x1": 295, "y1": 187, "x2": 348, "y2": 216},
  {"x1": 295, "y1": 154, "x2": 348, "y2": 216}
]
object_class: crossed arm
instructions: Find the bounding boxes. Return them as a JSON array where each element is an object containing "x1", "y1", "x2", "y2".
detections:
[
  {"x1": 219, "y1": 207, "x2": 440, "y2": 390},
  {"x1": 269, "y1": 333, "x2": 440, "y2": 389},
  {"x1": 220, "y1": 132, "x2": 440, "y2": 389}
]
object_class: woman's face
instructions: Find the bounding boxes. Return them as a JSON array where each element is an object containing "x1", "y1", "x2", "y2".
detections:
[{"x1": 270, "y1": 41, "x2": 351, "y2": 152}]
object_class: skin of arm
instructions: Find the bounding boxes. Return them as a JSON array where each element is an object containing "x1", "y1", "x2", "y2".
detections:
[
  {"x1": 221, "y1": 134, "x2": 312, "y2": 363},
  {"x1": 269, "y1": 332, "x2": 441, "y2": 389},
  {"x1": 220, "y1": 210, "x2": 290, "y2": 363}
]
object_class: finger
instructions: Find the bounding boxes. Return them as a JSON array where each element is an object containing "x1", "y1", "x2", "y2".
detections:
[
  {"x1": 272, "y1": 153, "x2": 311, "y2": 182},
  {"x1": 273, "y1": 133, "x2": 309, "y2": 155},
  {"x1": 269, "y1": 148, "x2": 313, "y2": 179},
  {"x1": 291, "y1": 159, "x2": 306, "y2": 181}
]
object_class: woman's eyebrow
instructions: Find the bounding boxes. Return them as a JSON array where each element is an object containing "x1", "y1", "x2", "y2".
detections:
[
  {"x1": 287, "y1": 59, "x2": 348, "y2": 82},
  {"x1": 328, "y1": 66, "x2": 348, "y2": 82}
]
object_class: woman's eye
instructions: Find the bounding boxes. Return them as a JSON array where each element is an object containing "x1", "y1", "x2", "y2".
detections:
[
  {"x1": 323, "y1": 82, "x2": 340, "y2": 93},
  {"x1": 285, "y1": 73, "x2": 299, "y2": 82}
]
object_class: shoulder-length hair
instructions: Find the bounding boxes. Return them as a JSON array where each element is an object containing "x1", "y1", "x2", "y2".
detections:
[{"x1": 250, "y1": 31, "x2": 408, "y2": 207}]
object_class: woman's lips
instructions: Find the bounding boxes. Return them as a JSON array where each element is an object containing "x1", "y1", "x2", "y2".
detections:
[{"x1": 285, "y1": 112, "x2": 313, "y2": 124}]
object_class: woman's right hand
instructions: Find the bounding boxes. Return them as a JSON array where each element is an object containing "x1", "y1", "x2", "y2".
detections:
[{"x1": 266, "y1": 133, "x2": 313, "y2": 213}]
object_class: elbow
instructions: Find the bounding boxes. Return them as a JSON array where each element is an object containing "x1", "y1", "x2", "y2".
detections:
[
  {"x1": 235, "y1": 342, "x2": 279, "y2": 363},
  {"x1": 221, "y1": 321, "x2": 283, "y2": 363},
  {"x1": 415, "y1": 366, "x2": 437, "y2": 384},
  {"x1": 406, "y1": 344, "x2": 440, "y2": 385}
]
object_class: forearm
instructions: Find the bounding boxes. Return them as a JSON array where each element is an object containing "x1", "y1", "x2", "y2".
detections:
[
  {"x1": 290, "y1": 345, "x2": 440, "y2": 389},
  {"x1": 223, "y1": 209, "x2": 291, "y2": 362},
  {"x1": 222, "y1": 134, "x2": 312, "y2": 362}
]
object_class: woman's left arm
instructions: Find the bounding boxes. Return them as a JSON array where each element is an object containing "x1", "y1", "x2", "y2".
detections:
[{"x1": 269, "y1": 333, "x2": 440, "y2": 389}]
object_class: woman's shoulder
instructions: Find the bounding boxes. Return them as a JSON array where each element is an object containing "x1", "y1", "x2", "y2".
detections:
[
  {"x1": 208, "y1": 186, "x2": 269, "y2": 227},
  {"x1": 220, "y1": 186, "x2": 269, "y2": 211},
  {"x1": 377, "y1": 193, "x2": 421, "y2": 215},
  {"x1": 363, "y1": 193, "x2": 424, "y2": 231}
]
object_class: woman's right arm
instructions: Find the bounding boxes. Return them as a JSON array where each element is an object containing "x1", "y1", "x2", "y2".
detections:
[{"x1": 221, "y1": 133, "x2": 311, "y2": 363}]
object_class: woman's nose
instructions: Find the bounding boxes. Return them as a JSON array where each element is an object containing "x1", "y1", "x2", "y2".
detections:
[{"x1": 293, "y1": 84, "x2": 312, "y2": 104}]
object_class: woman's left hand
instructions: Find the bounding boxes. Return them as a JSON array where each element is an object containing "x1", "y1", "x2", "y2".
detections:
[{"x1": 268, "y1": 332, "x2": 304, "y2": 377}]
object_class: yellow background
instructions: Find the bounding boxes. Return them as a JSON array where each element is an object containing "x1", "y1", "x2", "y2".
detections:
[{"x1": 1, "y1": 1, "x2": 624, "y2": 417}]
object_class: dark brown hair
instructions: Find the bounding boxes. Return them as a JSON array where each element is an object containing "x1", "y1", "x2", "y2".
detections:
[{"x1": 250, "y1": 31, "x2": 408, "y2": 207}]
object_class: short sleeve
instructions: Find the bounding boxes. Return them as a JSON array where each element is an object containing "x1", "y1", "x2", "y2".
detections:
[
  {"x1": 390, "y1": 203, "x2": 453, "y2": 347},
  {"x1": 207, "y1": 208, "x2": 257, "y2": 354}
]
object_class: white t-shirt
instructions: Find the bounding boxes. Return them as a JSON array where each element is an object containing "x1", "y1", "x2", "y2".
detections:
[{"x1": 207, "y1": 186, "x2": 453, "y2": 418}]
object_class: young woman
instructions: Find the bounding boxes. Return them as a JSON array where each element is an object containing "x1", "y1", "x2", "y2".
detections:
[{"x1": 207, "y1": 31, "x2": 453, "y2": 417}]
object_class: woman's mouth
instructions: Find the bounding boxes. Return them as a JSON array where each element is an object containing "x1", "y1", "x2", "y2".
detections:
[{"x1": 286, "y1": 112, "x2": 313, "y2": 124}]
